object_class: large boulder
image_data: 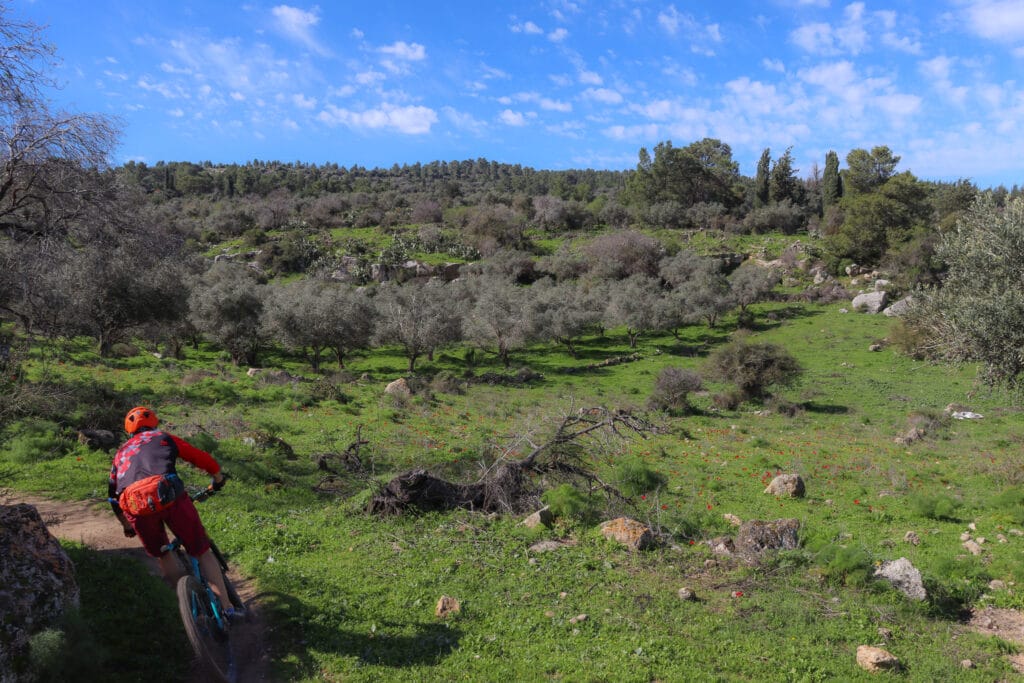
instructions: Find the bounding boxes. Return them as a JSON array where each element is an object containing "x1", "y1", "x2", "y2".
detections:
[
  {"x1": 764, "y1": 473, "x2": 805, "y2": 498},
  {"x1": 599, "y1": 517, "x2": 655, "y2": 551},
  {"x1": 874, "y1": 557, "x2": 926, "y2": 601},
  {"x1": 735, "y1": 518, "x2": 800, "y2": 558},
  {"x1": 0, "y1": 504, "x2": 80, "y2": 681},
  {"x1": 851, "y1": 291, "x2": 888, "y2": 313},
  {"x1": 882, "y1": 296, "x2": 915, "y2": 317}
]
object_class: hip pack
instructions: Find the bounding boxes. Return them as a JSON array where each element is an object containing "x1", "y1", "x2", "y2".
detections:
[{"x1": 120, "y1": 473, "x2": 185, "y2": 516}]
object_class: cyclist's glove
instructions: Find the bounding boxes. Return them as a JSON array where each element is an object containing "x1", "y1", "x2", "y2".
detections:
[{"x1": 212, "y1": 473, "x2": 228, "y2": 491}]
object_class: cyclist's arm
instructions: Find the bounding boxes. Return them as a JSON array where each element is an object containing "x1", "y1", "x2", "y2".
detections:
[{"x1": 171, "y1": 435, "x2": 222, "y2": 478}]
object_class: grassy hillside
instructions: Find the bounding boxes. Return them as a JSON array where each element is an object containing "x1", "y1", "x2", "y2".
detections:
[{"x1": 4, "y1": 296, "x2": 1024, "y2": 681}]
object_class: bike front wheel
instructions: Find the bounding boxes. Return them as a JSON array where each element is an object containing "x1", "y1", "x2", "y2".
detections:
[{"x1": 176, "y1": 575, "x2": 236, "y2": 683}]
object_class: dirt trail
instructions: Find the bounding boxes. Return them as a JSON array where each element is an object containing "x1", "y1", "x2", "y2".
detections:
[{"x1": 2, "y1": 492, "x2": 272, "y2": 682}]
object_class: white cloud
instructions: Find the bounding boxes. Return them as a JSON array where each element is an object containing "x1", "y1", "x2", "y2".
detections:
[
  {"x1": 292, "y1": 93, "x2": 317, "y2": 109},
  {"x1": 282, "y1": 118, "x2": 299, "y2": 131},
  {"x1": 137, "y1": 77, "x2": 188, "y2": 100},
  {"x1": 443, "y1": 106, "x2": 488, "y2": 134},
  {"x1": 963, "y1": 0, "x2": 1024, "y2": 42},
  {"x1": 168, "y1": 108, "x2": 185, "y2": 117},
  {"x1": 351, "y1": 28, "x2": 364, "y2": 39},
  {"x1": 548, "y1": 28, "x2": 569, "y2": 42},
  {"x1": 582, "y1": 87, "x2": 623, "y2": 104},
  {"x1": 355, "y1": 70, "x2": 386, "y2": 85},
  {"x1": 762, "y1": 58, "x2": 785, "y2": 73},
  {"x1": 271, "y1": 5, "x2": 329, "y2": 56},
  {"x1": 230, "y1": 91, "x2": 246, "y2": 101},
  {"x1": 790, "y1": 2, "x2": 869, "y2": 55},
  {"x1": 511, "y1": 20, "x2": 544, "y2": 34},
  {"x1": 603, "y1": 123, "x2": 660, "y2": 141},
  {"x1": 317, "y1": 103, "x2": 438, "y2": 134},
  {"x1": 379, "y1": 41, "x2": 427, "y2": 61},
  {"x1": 499, "y1": 109, "x2": 527, "y2": 126},
  {"x1": 540, "y1": 98, "x2": 572, "y2": 112},
  {"x1": 578, "y1": 70, "x2": 603, "y2": 85},
  {"x1": 658, "y1": 5, "x2": 684, "y2": 35}
]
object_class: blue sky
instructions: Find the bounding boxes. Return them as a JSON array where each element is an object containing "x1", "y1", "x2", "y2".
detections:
[{"x1": 14, "y1": 0, "x2": 1024, "y2": 187}]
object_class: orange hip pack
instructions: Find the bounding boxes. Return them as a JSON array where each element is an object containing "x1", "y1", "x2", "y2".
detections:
[{"x1": 120, "y1": 473, "x2": 185, "y2": 516}]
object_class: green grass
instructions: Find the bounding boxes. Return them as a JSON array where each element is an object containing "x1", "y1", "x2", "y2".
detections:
[{"x1": 4, "y1": 299, "x2": 1024, "y2": 681}]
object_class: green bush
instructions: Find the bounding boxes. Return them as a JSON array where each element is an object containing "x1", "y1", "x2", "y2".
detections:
[
  {"x1": 0, "y1": 419, "x2": 71, "y2": 463},
  {"x1": 806, "y1": 536, "x2": 873, "y2": 587},
  {"x1": 988, "y1": 488, "x2": 1024, "y2": 525},
  {"x1": 612, "y1": 456, "x2": 667, "y2": 497},
  {"x1": 28, "y1": 610, "x2": 107, "y2": 682},
  {"x1": 541, "y1": 484, "x2": 594, "y2": 522},
  {"x1": 910, "y1": 493, "x2": 963, "y2": 521}
]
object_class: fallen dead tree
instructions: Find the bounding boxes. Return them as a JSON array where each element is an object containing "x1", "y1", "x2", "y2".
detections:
[{"x1": 368, "y1": 407, "x2": 661, "y2": 516}]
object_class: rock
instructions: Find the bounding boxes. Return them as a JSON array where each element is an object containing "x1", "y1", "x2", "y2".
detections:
[
  {"x1": 735, "y1": 519, "x2": 800, "y2": 558},
  {"x1": 968, "y1": 523, "x2": 977, "y2": 531},
  {"x1": 723, "y1": 513, "x2": 742, "y2": 527},
  {"x1": 960, "y1": 659, "x2": 974, "y2": 669},
  {"x1": 868, "y1": 343, "x2": 883, "y2": 352},
  {"x1": 568, "y1": 614, "x2": 588, "y2": 624},
  {"x1": 988, "y1": 579, "x2": 1007, "y2": 591},
  {"x1": 851, "y1": 291, "x2": 888, "y2": 314},
  {"x1": 894, "y1": 427, "x2": 925, "y2": 445},
  {"x1": 1011, "y1": 528, "x2": 1024, "y2": 537},
  {"x1": 0, "y1": 505, "x2": 80, "y2": 679},
  {"x1": 882, "y1": 296, "x2": 915, "y2": 317},
  {"x1": 677, "y1": 587, "x2": 697, "y2": 601},
  {"x1": 856, "y1": 645, "x2": 900, "y2": 672},
  {"x1": 707, "y1": 536, "x2": 735, "y2": 556},
  {"x1": 599, "y1": 518, "x2": 655, "y2": 551},
  {"x1": 959, "y1": 532, "x2": 971, "y2": 542},
  {"x1": 873, "y1": 279, "x2": 890, "y2": 291},
  {"x1": 435, "y1": 595, "x2": 461, "y2": 618},
  {"x1": 763, "y1": 474, "x2": 805, "y2": 498},
  {"x1": 77, "y1": 428, "x2": 118, "y2": 451},
  {"x1": 963, "y1": 540, "x2": 983, "y2": 556},
  {"x1": 903, "y1": 531, "x2": 920, "y2": 546},
  {"x1": 246, "y1": 367, "x2": 260, "y2": 377},
  {"x1": 877, "y1": 627, "x2": 892, "y2": 640},
  {"x1": 521, "y1": 506, "x2": 554, "y2": 529},
  {"x1": 874, "y1": 558, "x2": 927, "y2": 601},
  {"x1": 528, "y1": 540, "x2": 571, "y2": 554},
  {"x1": 385, "y1": 377, "x2": 412, "y2": 398},
  {"x1": 998, "y1": 534, "x2": 1008, "y2": 543}
]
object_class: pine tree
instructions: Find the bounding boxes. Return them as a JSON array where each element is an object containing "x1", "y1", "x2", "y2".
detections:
[
  {"x1": 754, "y1": 148, "x2": 771, "y2": 208},
  {"x1": 822, "y1": 151, "x2": 842, "y2": 208}
]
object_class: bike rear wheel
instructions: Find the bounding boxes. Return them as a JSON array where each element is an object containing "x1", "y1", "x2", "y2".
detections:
[{"x1": 176, "y1": 575, "x2": 236, "y2": 683}]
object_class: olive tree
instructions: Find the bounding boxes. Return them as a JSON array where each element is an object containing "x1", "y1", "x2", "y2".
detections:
[
  {"x1": 263, "y1": 278, "x2": 374, "y2": 372},
  {"x1": 373, "y1": 279, "x2": 464, "y2": 373},
  {"x1": 528, "y1": 278, "x2": 603, "y2": 358},
  {"x1": 188, "y1": 262, "x2": 266, "y2": 366},
  {"x1": 461, "y1": 275, "x2": 533, "y2": 367},
  {"x1": 910, "y1": 195, "x2": 1024, "y2": 388},
  {"x1": 603, "y1": 274, "x2": 666, "y2": 348}
]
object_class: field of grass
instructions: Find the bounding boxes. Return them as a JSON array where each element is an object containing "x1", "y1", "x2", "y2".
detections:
[{"x1": 4, "y1": 297, "x2": 1024, "y2": 681}]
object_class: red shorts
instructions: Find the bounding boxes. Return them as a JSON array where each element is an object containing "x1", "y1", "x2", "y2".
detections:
[{"x1": 124, "y1": 495, "x2": 211, "y2": 558}]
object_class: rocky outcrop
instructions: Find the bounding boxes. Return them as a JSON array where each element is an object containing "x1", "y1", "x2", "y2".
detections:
[
  {"x1": 763, "y1": 473, "x2": 805, "y2": 498},
  {"x1": 874, "y1": 557, "x2": 926, "y2": 601},
  {"x1": 852, "y1": 291, "x2": 888, "y2": 313},
  {"x1": 599, "y1": 517, "x2": 655, "y2": 551},
  {"x1": 0, "y1": 504, "x2": 80, "y2": 681},
  {"x1": 735, "y1": 519, "x2": 800, "y2": 558}
]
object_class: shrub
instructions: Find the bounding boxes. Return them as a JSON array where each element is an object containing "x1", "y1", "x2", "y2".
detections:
[
  {"x1": 0, "y1": 419, "x2": 71, "y2": 463},
  {"x1": 808, "y1": 541, "x2": 873, "y2": 587},
  {"x1": 647, "y1": 367, "x2": 703, "y2": 413},
  {"x1": 910, "y1": 493, "x2": 963, "y2": 521},
  {"x1": 28, "y1": 610, "x2": 106, "y2": 682},
  {"x1": 541, "y1": 484, "x2": 595, "y2": 522},
  {"x1": 711, "y1": 389, "x2": 744, "y2": 411},
  {"x1": 612, "y1": 456, "x2": 667, "y2": 497},
  {"x1": 704, "y1": 339, "x2": 803, "y2": 401}
]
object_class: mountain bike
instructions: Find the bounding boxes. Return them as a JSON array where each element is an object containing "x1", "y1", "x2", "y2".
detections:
[{"x1": 165, "y1": 485, "x2": 245, "y2": 683}]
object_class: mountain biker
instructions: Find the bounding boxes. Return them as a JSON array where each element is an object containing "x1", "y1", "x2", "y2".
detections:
[{"x1": 109, "y1": 406, "x2": 232, "y2": 607}]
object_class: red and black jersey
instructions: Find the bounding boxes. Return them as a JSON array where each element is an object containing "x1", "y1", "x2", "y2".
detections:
[{"x1": 109, "y1": 429, "x2": 220, "y2": 496}]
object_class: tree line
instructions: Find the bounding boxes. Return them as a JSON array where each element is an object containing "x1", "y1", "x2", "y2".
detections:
[{"x1": 3, "y1": 3, "x2": 1024, "y2": 398}]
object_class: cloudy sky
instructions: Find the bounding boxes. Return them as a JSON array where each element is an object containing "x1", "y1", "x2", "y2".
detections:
[{"x1": 14, "y1": 0, "x2": 1024, "y2": 187}]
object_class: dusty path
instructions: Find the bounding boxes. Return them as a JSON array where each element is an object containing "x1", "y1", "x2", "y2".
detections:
[{"x1": 2, "y1": 491, "x2": 272, "y2": 682}]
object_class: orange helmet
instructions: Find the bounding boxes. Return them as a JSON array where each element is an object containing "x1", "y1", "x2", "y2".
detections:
[{"x1": 124, "y1": 406, "x2": 159, "y2": 434}]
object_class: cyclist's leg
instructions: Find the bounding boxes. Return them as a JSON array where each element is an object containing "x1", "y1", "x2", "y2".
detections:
[
  {"x1": 197, "y1": 549, "x2": 230, "y2": 605},
  {"x1": 164, "y1": 496, "x2": 230, "y2": 603},
  {"x1": 125, "y1": 510, "x2": 179, "y2": 587}
]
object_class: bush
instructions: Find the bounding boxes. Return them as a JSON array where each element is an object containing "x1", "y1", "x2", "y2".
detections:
[
  {"x1": 704, "y1": 339, "x2": 803, "y2": 401},
  {"x1": 28, "y1": 610, "x2": 106, "y2": 682},
  {"x1": 612, "y1": 456, "x2": 667, "y2": 497},
  {"x1": 910, "y1": 493, "x2": 963, "y2": 521},
  {"x1": 0, "y1": 419, "x2": 71, "y2": 463},
  {"x1": 711, "y1": 389, "x2": 744, "y2": 411},
  {"x1": 647, "y1": 367, "x2": 702, "y2": 413},
  {"x1": 807, "y1": 539, "x2": 873, "y2": 587},
  {"x1": 541, "y1": 484, "x2": 595, "y2": 522}
]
